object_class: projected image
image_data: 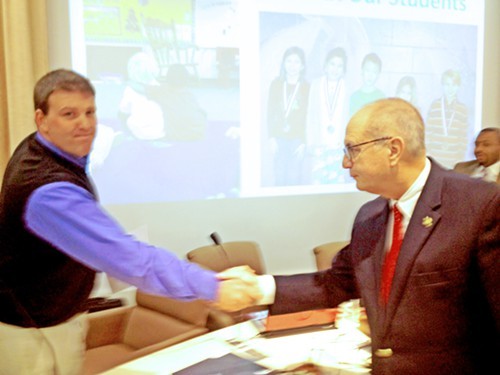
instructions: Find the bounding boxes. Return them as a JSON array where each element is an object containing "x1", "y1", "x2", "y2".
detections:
[
  {"x1": 77, "y1": 0, "x2": 483, "y2": 204},
  {"x1": 265, "y1": 46, "x2": 310, "y2": 187},
  {"x1": 84, "y1": 0, "x2": 241, "y2": 204},
  {"x1": 425, "y1": 69, "x2": 470, "y2": 168},
  {"x1": 257, "y1": 12, "x2": 479, "y2": 191}
]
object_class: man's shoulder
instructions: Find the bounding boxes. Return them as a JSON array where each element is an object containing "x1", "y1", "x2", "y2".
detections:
[
  {"x1": 441, "y1": 166, "x2": 499, "y2": 201},
  {"x1": 453, "y1": 159, "x2": 478, "y2": 174},
  {"x1": 357, "y1": 196, "x2": 387, "y2": 220},
  {"x1": 454, "y1": 159, "x2": 477, "y2": 166}
]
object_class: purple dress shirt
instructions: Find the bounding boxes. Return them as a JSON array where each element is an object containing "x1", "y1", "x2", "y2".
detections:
[{"x1": 23, "y1": 133, "x2": 218, "y2": 301}]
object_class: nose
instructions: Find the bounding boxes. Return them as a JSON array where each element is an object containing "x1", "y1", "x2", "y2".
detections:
[
  {"x1": 78, "y1": 114, "x2": 96, "y2": 131},
  {"x1": 342, "y1": 154, "x2": 352, "y2": 169},
  {"x1": 474, "y1": 145, "x2": 483, "y2": 156}
]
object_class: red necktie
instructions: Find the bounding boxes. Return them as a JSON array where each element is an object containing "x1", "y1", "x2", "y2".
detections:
[{"x1": 380, "y1": 204, "x2": 404, "y2": 304}]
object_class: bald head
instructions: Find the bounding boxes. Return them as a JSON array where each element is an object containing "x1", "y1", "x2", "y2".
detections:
[
  {"x1": 349, "y1": 98, "x2": 426, "y2": 159},
  {"x1": 344, "y1": 98, "x2": 428, "y2": 199}
]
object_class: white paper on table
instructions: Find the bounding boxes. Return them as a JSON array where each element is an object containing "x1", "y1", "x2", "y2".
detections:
[{"x1": 240, "y1": 326, "x2": 371, "y2": 372}]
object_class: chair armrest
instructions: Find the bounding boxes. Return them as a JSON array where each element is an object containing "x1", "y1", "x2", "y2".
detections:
[
  {"x1": 136, "y1": 292, "x2": 209, "y2": 327},
  {"x1": 131, "y1": 327, "x2": 209, "y2": 359},
  {"x1": 86, "y1": 306, "x2": 132, "y2": 349},
  {"x1": 313, "y1": 241, "x2": 350, "y2": 271}
]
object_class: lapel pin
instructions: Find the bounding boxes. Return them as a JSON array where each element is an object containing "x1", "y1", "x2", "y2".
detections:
[{"x1": 422, "y1": 216, "x2": 433, "y2": 228}]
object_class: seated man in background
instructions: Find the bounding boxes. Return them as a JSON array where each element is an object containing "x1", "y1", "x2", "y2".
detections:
[
  {"x1": 226, "y1": 98, "x2": 499, "y2": 374},
  {"x1": 0, "y1": 69, "x2": 258, "y2": 375},
  {"x1": 454, "y1": 127, "x2": 500, "y2": 184}
]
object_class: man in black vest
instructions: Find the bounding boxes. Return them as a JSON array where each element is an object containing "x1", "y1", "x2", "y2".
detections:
[{"x1": 0, "y1": 69, "x2": 258, "y2": 375}]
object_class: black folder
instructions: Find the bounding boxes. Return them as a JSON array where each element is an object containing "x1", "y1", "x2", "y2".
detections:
[{"x1": 173, "y1": 353, "x2": 267, "y2": 374}]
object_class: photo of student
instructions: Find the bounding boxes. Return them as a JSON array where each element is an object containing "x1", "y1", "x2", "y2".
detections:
[
  {"x1": 306, "y1": 47, "x2": 349, "y2": 184},
  {"x1": 118, "y1": 51, "x2": 166, "y2": 141},
  {"x1": 395, "y1": 75, "x2": 418, "y2": 107},
  {"x1": 349, "y1": 52, "x2": 385, "y2": 116},
  {"x1": 425, "y1": 69, "x2": 469, "y2": 168},
  {"x1": 266, "y1": 46, "x2": 310, "y2": 186}
]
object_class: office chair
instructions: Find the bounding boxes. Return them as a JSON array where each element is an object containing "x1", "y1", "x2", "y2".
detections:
[
  {"x1": 187, "y1": 238, "x2": 266, "y2": 275},
  {"x1": 186, "y1": 234, "x2": 267, "y2": 325},
  {"x1": 313, "y1": 240, "x2": 350, "y2": 271},
  {"x1": 312, "y1": 241, "x2": 371, "y2": 336},
  {"x1": 84, "y1": 290, "x2": 210, "y2": 374}
]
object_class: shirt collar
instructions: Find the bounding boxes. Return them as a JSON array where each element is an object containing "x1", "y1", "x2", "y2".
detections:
[
  {"x1": 485, "y1": 160, "x2": 500, "y2": 177},
  {"x1": 472, "y1": 160, "x2": 500, "y2": 181},
  {"x1": 35, "y1": 132, "x2": 88, "y2": 169},
  {"x1": 390, "y1": 157, "x2": 431, "y2": 220}
]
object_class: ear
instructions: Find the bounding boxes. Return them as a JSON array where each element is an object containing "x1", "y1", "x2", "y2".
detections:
[
  {"x1": 34, "y1": 109, "x2": 47, "y2": 133},
  {"x1": 388, "y1": 137, "x2": 404, "y2": 167}
]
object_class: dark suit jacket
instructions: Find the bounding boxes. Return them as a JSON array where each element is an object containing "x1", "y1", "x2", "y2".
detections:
[
  {"x1": 454, "y1": 159, "x2": 500, "y2": 184},
  {"x1": 271, "y1": 160, "x2": 499, "y2": 374}
]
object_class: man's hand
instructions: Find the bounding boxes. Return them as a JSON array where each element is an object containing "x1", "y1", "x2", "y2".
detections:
[
  {"x1": 214, "y1": 266, "x2": 262, "y2": 312},
  {"x1": 217, "y1": 265, "x2": 258, "y2": 284}
]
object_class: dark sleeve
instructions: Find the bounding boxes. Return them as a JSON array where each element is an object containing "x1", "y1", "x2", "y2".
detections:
[
  {"x1": 477, "y1": 187, "x2": 500, "y2": 331},
  {"x1": 270, "y1": 245, "x2": 359, "y2": 315}
]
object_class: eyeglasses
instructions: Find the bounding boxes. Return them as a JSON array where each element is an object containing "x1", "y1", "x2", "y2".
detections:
[{"x1": 343, "y1": 136, "x2": 392, "y2": 161}]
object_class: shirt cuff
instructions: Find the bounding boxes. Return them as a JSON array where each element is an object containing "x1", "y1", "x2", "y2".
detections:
[{"x1": 256, "y1": 275, "x2": 276, "y2": 305}]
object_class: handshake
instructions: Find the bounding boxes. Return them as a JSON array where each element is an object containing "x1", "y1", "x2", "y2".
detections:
[{"x1": 214, "y1": 266, "x2": 264, "y2": 312}]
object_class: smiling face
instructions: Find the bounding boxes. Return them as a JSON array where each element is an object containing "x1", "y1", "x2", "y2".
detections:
[
  {"x1": 474, "y1": 130, "x2": 500, "y2": 167},
  {"x1": 361, "y1": 60, "x2": 381, "y2": 89},
  {"x1": 442, "y1": 76, "x2": 459, "y2": 102},
  {"x1": 325, "y1": 56, "x2": 345, "y2": 81},
  {"x1": 397, "y1": 84, "x2": 413, "y2": 102},
  {"x1": 35, "y1": 89, "x2": 97, "y2": 158},
  {"x1": 283, "y1": 53, "x2": 304, "y2": 80}
]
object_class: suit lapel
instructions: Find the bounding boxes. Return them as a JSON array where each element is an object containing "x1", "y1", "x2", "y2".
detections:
[
  {"x1": 381, "y1": 162, "x2": 444, "y2": 333},
  {"x1": 356, "y1": 200, "x2": 390, "y2": 332},
  {"x1": 465, "y1": 161, "x2": 479, "y2": 175}
]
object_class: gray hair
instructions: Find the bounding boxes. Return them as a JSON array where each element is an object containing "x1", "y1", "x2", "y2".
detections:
[{"x1": 357, "y1": 98, "x2": 426, "y2": 157}]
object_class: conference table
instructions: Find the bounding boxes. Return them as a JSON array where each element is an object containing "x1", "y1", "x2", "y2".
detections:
[{"x1": 102, "y1": 314, "x2": 372, "y2": 374}]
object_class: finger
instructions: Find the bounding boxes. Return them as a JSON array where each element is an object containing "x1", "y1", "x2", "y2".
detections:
[
  {"x1": 214, "y1": 279, "x2": 261, "y2": 311},
  {"x1": 217, "y1": 266, "x2": 256, "y2": 281}
]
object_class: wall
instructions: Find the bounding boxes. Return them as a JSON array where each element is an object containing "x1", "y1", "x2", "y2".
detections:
[{"x1": 482, "y1": 0, "x2": 500, "y2": 126}]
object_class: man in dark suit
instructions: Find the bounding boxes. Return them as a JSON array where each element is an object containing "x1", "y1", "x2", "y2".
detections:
[
  {"x1": 454, "y1": 127, "x2": 500, "y2": 184},
  {"x1": 225, "y1": 98, "x2": 499, "y2": 374}
]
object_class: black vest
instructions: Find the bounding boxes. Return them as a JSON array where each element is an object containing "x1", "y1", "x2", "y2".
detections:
[{"x1": 0, "y1": 133, "x2": 96, "y2": 327}]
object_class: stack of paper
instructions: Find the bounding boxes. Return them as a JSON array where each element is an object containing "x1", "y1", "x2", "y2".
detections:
[{"x1": 229, "y1": 325, "x2": 371, "y2": 373}]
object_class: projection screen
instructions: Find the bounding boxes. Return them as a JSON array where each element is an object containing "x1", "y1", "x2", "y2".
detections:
[{"x1": 67, "y1": 0, "x2": 485, "y2": 205}]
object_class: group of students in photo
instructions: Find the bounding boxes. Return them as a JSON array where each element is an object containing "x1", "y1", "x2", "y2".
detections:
[{"x1": 266, "y1": 46, "x2": 471, "y2": 186}]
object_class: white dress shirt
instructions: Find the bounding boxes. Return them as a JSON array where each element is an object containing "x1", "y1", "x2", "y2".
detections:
[{"x1": 471, "y1": 160, "x2": 500, "y2": 182}]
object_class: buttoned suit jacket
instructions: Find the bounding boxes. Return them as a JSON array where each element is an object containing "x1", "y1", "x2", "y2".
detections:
[
  {"x1": 454, "y1": 159, "x2": 500, "y2": 184},
  {"x1": 271, "y1": 160, "x2": 499, "y2": 374}
]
